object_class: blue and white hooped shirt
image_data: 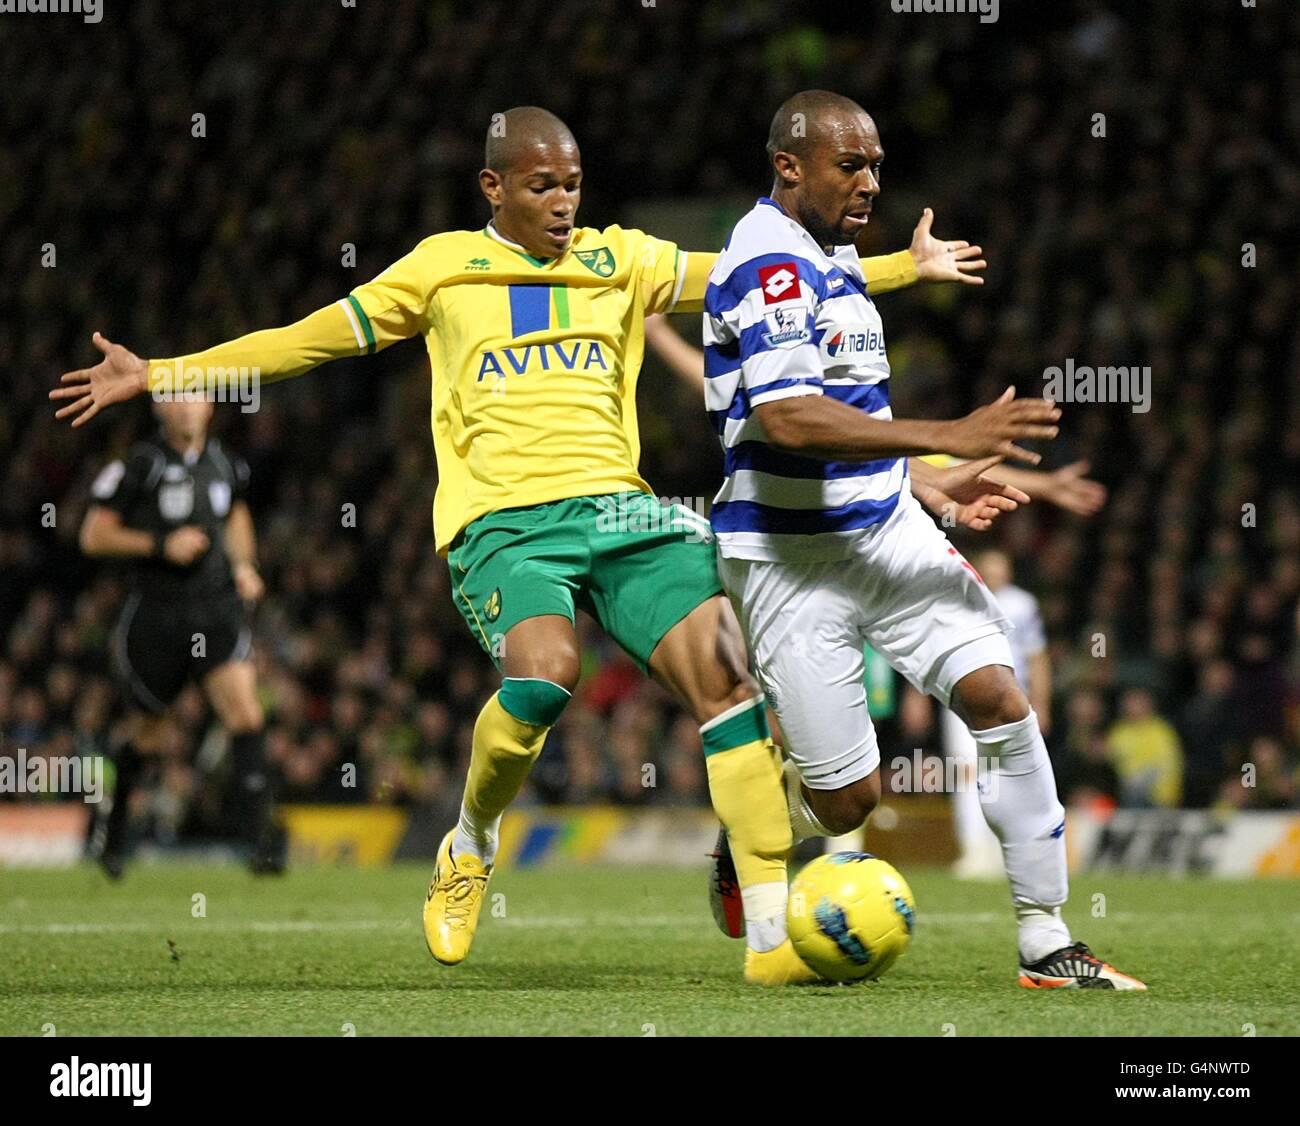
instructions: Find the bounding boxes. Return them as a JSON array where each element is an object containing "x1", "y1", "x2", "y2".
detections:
[{"x1": 703, "y1": 197, "x2": 906, "y2": 561}]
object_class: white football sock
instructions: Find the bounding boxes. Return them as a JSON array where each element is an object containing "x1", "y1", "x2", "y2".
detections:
[
  {"x1": 742, "y1": 882, "x2": 789, "y2": 953},
  {"x1": 452, "y1": 802, "x2": 501, "y2": 867},
  {"x1": 953, "y1": 763, "x2": 1002, "y2": 864},
  {"x1": 783, "y1": 757, "x2": 835, "y2": 842},
  {"x1": 967, "y1": 710, "x2": 1072, "y2": 961},
  {"x1": 1016, "y1": 905, "x2": 1072, "y2": 964}
]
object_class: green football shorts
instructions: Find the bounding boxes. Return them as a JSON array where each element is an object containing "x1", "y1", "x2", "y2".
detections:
[{"x1": 446, "y1": 492, "x2": 723, "y2": 670}]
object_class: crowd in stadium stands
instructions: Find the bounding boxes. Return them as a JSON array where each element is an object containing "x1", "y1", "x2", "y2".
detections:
[{"x1": 2, "y1": 1, "x2": 1297, "y2": 843}]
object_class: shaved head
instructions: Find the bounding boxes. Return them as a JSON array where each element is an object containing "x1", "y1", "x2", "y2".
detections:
[
  {"x1": 484, "y1": 106, "x2": 579, "y2": 173},
  {"x1": 764, "y1": 89, "x2": 884, "y2": 247},
  {"x1": 479, "y1": 106, "x2": 583, "y2": 259},
  {"x1": 766, "y1": 90, "x2": 871, "y2": 163}
]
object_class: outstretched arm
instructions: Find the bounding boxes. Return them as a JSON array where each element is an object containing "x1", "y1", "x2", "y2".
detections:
[
  {"x1": 755, "y1": 386, "x2": 1059, "y2": 464},
  {"x1": 670, "y1": 207, "x2": 984, "y2": 312},
  {"x1": 51, "y1": 305, "x2": 363, "y2": 427},
  {"x1": 983, "y1": 459, "x2": 1108, "y2": 517},
  {"x1": 51, "y1": 242, "x2": 435, "y2": 427},
  {"x1": 919, "y1": 455, "x2": 1108, "y2": 518}
]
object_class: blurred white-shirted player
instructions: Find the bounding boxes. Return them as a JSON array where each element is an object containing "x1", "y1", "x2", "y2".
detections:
[{"x1": 702, "y1": 90, "x2": 1145, "y2": 989}]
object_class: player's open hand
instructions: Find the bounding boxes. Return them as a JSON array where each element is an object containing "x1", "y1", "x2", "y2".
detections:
[
  {"x1": 948, "y1": 386, "x2": 1060, "y2": 464},
  {"x1": 909, "y1": 208, "x2": 987, "y2": 285},
  {"x1": 1043, "y1": 459, "x2": 1108, "y2": 516},
  {"x1": 927, "y1": 455, "x2": 1031, "y2": 532},
  {"x1": 50, "y1": 332, "x2": 149, "y2": 427}
]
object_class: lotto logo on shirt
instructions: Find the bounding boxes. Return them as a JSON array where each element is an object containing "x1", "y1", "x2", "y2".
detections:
[{"x1": 758, "y1": 262, "x2": 800, "y2": 304}]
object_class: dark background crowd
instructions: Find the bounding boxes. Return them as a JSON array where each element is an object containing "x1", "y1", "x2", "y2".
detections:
[{"x1": 2, "y1": 0, "x2": 1297, "y2": 846}]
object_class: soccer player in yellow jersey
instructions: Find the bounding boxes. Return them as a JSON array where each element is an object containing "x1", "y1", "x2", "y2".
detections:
[{"x1": 53, "y1": 106, "x2": 1044, "y2": 984}]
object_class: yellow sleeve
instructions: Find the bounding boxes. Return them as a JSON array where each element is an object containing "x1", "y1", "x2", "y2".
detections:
[
  {"x1": 669, "y1": 248, "x2": 917, "y2": 313},
  {"x1": 146, "y1": 240, "x2": 438, "y2": 394},
  {"x1": 860, "y1": 250, "x2": 918, "y2": 295},
  {"x1": 637, "y1": 234, "x2": 689, "y2": 316},
  {"x1": 668, "y1": 251, "x2": 716, "y2": 314},
  {"x1": 146, "y1": 303, "x2": 359, "y2": 393},
  {"x1": 344, "y1": 238, "x2": 438, "y2": 348},
  {"x1": 919, "y1": 453, "x2": 960, "y2": 469}
]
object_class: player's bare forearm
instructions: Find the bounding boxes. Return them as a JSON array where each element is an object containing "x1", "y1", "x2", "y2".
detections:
[
  {"x1": 907, "y1": 456, "x2": 941, "y2": 490},
  {"x1": 643, "y1": 314, "x2": 705, "y2": 395},
  {"x1": 908, "y1": 455, "x2": 1028, "y2": 531},
  {"x1": 906, "y1": 456, "x2": 946, "y2": 509},
  {"x1": 224, "y1": 502, "x2": 258, "y2": 570},
  {"x1": 225, "y1": 502, "x2": 265, "y2": 601},
  {"x1": 755, "y1": 389, "x2": 1058, "y2": 464},
  {"x1": 980, "y1": 463, "x2": 1049, "y2": 497},
  {"x1": 985, "y1": 459, "x2": 1108, "y2": 517},
  {"x1": 1028, "y1": 651, "x2": 1052, "y2": 733},
  {"x1": 756, "y1": 396, "x2": 958, "y2": 459},
  {"x1": 79, "y1": 506, "x2": 156, "y2": 559}
]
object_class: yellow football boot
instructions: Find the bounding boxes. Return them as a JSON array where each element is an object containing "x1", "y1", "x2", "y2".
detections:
[
  {"x1": 743, "y1": 938, "x2": 825, "y2": 986},
  {"x1": 423, "y1": 830, "x2": 492, "y2": 965}
]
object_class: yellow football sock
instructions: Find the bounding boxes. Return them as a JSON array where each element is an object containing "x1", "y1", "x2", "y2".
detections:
[
  {"x1": 701, "y1": 698, "x2": 792, "y2": 924},
  {"x1": 461, "y1": 684, "x2": 563, "y2": 829}
]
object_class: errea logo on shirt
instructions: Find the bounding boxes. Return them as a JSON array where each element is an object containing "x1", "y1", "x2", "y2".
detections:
[{"x1": 758, "y1": 262, "x2": 800, "y2": 304}]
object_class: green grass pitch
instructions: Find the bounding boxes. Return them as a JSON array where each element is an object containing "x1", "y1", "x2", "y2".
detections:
[{"x1": 2, "y1": 863, "x2": 1297, "y2": 1036}]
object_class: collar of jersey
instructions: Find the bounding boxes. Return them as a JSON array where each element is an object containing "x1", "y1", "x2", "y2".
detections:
[
  {"x1": 757, "y1": 194, "x2": 821, "y2": 253},
  {"x1": 756, "y1": 195, "x2": 854, "y2": 264},
  {"x1": 484, "y1": 221, "x2": 563, "y2": 269}
]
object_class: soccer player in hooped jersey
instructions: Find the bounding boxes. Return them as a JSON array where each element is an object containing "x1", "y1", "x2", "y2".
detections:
[
  {"x1": 705, "y1": 90, "x2": 1145, "y2": 989},
  {"x1": 53, "y1": 106, "x2": 1048, "y2": 985}
]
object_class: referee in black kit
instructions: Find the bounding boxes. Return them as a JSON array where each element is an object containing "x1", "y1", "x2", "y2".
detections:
[{"x1": 80, "y1": 395, "x2": 284, "y2": 876}]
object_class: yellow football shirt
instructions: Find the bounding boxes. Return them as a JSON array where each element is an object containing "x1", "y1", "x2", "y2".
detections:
[
  {"x1": 351, "y1": 223, "x2": 688, "y2": 550},
  {"x1": 146, "y1": 225, "x2": 917, "y2": 553}
]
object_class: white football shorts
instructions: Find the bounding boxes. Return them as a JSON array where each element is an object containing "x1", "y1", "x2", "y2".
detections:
[{"x1": 718, "y1": 492, "x2": 1015, "y2": 790}]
